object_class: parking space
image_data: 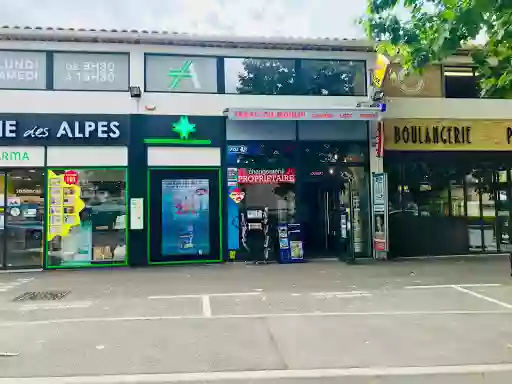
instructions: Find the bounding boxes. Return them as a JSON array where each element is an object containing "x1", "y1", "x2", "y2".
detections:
[
  {"x1": 209, "y1": 287, "x2": 509, "y2": 317},
  {"x1": 1, "y1": 261, "x2": 512, "y2": 380},
  {"x1": 2, "y1": 283, "x2": 512, "y2": 326}
]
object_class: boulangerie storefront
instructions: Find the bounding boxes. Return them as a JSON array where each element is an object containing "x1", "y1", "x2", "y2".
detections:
[{"x1": 0, "y1": 114, "x2": 129, "y2": 270}]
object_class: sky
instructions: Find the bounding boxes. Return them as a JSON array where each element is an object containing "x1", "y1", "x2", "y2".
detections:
[{"x1": 0, "y1": 0, "x2": 367, "y2": 38}]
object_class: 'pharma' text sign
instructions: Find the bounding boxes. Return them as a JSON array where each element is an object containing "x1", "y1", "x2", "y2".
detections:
[
  {"x1": 53, "y1": 53, "x2": 129, "y2": 91},
  {"x1": 0, "y1": 51, "x2": 47, "y2": 89},
  {"x1": 145, "y1": 55, "x2": 218, "y2": 93},
  {"x1": 0, "y1": 114, "x2": 129, "y2": 145}
]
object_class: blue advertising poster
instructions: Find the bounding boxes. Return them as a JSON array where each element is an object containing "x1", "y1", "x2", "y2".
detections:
[{"x1": 161, "y1": 179, "x2": 210, "y2": 256}]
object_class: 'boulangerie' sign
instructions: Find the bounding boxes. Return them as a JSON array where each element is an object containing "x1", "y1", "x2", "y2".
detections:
[{"x1": 0, "y1": 114, "x2": 129, "y2": 145}]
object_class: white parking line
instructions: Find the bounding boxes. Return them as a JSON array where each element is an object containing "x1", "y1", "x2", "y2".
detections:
[
  {"x1": 148, "y1": 292, "x2": 263, "y2": 300},
  {"x1": 311, "y1": 291, "x2": 372, "y2": 298},
  {"x1": 1, "y1": 309, "x2": 511, "y2": 327},
  {"x1": 452, "y1": 286, "x2": 512, "y2": 309},
  {"x1": 148, "y1": 294, "x2": 202, "y2": 300},
  {"x1": 405, "y1": 284, "x2": 501, "y2": 289},
  {"x1": 2, "y1": 363, "x2": 512, "y2": 383},
  {"x1": 18, "y1": 301, "x2": 93, "y2": 311},
  {"x1": 201, "y1": 295, "x2": 212, "y2": 317}
]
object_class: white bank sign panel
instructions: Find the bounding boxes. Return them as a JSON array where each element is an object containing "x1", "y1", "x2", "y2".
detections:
[{"x1": 0, "y1": 51, "x2": 47, "y2": 89}]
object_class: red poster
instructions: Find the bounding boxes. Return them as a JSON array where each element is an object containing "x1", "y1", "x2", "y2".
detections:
[
  {"x1": 238, "y1": 168, "x2": 296, "y2": 184},
  {"x1": 376, "y1": 122, "x2": 384, "y2": 158}
]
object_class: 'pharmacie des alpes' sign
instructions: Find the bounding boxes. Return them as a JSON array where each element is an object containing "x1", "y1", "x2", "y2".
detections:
[{"x1": 0, "y1": 114, "x2": 129, "y2": 145}]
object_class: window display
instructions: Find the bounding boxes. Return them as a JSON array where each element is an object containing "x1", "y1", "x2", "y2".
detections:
[
  {"x1": 385, "y1": 152, "x2": 512, "y2": 255},
  {"x1": 161, "y1": 178, "x2": 210, "y2": 256},
  {"x1": 47, "y1": 169, "x2": 127, "y2": 267},
  {"x1": 227, "y1": 142, "x2": 298, "y2": 261}
]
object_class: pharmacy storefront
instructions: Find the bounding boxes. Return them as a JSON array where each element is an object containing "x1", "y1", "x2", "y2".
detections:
[
  {"x1": 384, "y1": 118, "x2": 512, "y2": 257},
  {"x1": 0, "y1": 114, "x2": 129, "y2": 270}
]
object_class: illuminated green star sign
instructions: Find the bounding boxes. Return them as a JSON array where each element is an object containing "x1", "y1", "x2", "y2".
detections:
[{"x1": 172, "y1": 116, "x2": 196, "y2": 140}]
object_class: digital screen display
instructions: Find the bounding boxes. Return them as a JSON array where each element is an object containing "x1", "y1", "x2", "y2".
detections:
[{"x1": 161, "y1": 179, "x2": 210, "y2": 256}]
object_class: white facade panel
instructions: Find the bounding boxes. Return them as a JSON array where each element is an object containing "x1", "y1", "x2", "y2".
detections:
[
  {"x1": 0, "y1": 146, "x2": 44, "y2": 167},
  {"x1": 386, "y1": 98, "x2": 512, "y2": 119},
  {"x1": 147, "y1": 147, "x2": 221, "y2": 167},
  {"x1": 0, "y1": 39, "x2": 509, "y2": 120},
  {"x1": 46, "y1": 146, "x2": 128, "y2": 167}
]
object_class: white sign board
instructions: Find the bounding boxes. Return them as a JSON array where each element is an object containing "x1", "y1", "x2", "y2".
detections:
[
  {"x1": 130, "y1": 198, "x2": 144, "y2": 230},
  {"x1": 0, "y1": 51, "x2": 47, "y2": 89},
  {"x1": 0, "y1": 146, "x2": 45, "y2": 167},
  {"x1": 53, "y1": 53, "x2": 129, "y2": 91}
]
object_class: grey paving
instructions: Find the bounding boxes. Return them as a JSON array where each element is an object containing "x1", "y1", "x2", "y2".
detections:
[{"x1": 0, "y1": 256, "x2": 511, "y2": 382}]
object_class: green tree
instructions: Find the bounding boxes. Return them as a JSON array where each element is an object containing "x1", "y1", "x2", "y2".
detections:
[{"x1": 361, "y1": 0, "x2": 512, "y2": 98}]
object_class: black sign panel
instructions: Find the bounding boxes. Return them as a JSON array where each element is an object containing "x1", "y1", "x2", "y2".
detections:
[
  {"x1": 0, "y1": 114, "x2": 129, "y2": 145},
  {"x1": 135, "y1": 115, "x2": 225, "y2": 146}
]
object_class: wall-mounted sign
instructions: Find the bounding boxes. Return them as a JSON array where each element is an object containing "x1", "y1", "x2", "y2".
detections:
[
  {"x1": 238, "y1": 168, "x2": 296, "y2": 184},
  {"x1": 130, "y1": 198, "x2": 144, "y2": 230},
  {"x1": 372, "y1": 173, "x2": 388, "y2": 255},
  {"x1": 47, "y1": 170, "x2": 86, "y2": 241},
  {"x1": 384, "y1": 119, "x2": 512, "y2": 151},
  {"x1": 227, "y1": 108, "x2": 381, "y2": 121},
  {"x1": 142, "y1": 115, "x2": 224, "y2": 146},
  {"x1": 376, "y1": 122, "x2": 384, "y2": 158},
  {"x1": 53, "y1": 53, "x2": 129, "y2": 91},
  {"x1": 0, "y1": 114, "x2": 129, "y2": 145},
  {"x1": 0, "y1": 146, "x2": 45, "y2": 167},
  {"x1": 0, "y1": 51, "x2": 47, "y2": 89},
  {"x1": 382, "y1": 64, "x2": 442, "y2": 98},
  {"x1": 145, "y1": 55, "x2": 218, "y2": 93}
]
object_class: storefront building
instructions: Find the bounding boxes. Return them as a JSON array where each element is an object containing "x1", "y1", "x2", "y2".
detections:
[
  {"x1": 381, "y1": 62, "x2": 512, "y2": 257},
  {"x1": 0, "y1": 114, "x2": 129, "y2": 269},
  {"x1": 0, "y1": 27, "x2": 384, "y2": 270}
]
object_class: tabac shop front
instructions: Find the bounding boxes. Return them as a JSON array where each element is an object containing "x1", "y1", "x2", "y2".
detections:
[
  {"x1": 384, "y1": 119, "x2": 512, "y2": 257},
  {"x1": 0, "y1": 114, "x2": 129, "y2": 270}
]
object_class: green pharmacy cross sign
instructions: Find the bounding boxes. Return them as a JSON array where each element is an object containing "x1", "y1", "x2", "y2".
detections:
[
  {"x1": 144, "y1": 116, "x2": 212, "y2": 145},
  {"x1": 172, "y1": 116, "x2": 196, "y2": 139}
]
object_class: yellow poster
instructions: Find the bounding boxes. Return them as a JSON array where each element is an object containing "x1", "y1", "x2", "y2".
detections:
[
  {"x1": 372, "y1": 54, "x2": 390, "y2": 89},
  {"x1": 47, "y1": 170, "x2": 85, "y2": 241},
  {"x1": 384, "y1": 119, "x2": 512, "y2": 151}
]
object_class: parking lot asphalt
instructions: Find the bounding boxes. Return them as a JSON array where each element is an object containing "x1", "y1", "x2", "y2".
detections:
[{"x1": 0, "y1": 256, "x2": 511, "y2": 383}]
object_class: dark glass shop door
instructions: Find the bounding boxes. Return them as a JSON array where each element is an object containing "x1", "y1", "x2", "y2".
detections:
[
  {"x1": 301, "y1": 179, "x2": 352, "y2": 259},
  {"x1": 0, "y1": 169, "x2": 45, "y2": 270},
  {"x1": 148, "y1": 168, "x2": 221, "y2": 264}
]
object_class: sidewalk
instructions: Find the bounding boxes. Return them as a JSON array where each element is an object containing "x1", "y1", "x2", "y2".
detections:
[{"x1": 0, "y1": 256, "x2": 511, "y2": 383}]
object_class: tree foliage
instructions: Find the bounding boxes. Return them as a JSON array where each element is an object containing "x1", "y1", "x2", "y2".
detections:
[{"x1": 361, "y1": 0, "x2": 512, "y2": 98}]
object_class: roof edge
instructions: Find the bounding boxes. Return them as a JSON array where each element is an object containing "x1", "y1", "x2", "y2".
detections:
[{"x1": 0, "y1": 27, "x2": 375, "y2": 52}]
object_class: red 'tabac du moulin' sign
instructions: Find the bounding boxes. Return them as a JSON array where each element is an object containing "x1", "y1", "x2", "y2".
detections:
[{"x1": 238, "y1": 168, "x2": 296, "y2": 184}]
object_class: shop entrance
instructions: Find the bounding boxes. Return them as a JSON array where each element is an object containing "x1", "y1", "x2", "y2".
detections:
[
  {"x1": 0, "y1": 169, "x2": 45, "y2": 270},
  {"x1": 148, "y1": 168, "x2": 222, "y2": 264},
  {"x1": 301, "y1": 176, "x2": 352, "y2": 259}
]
